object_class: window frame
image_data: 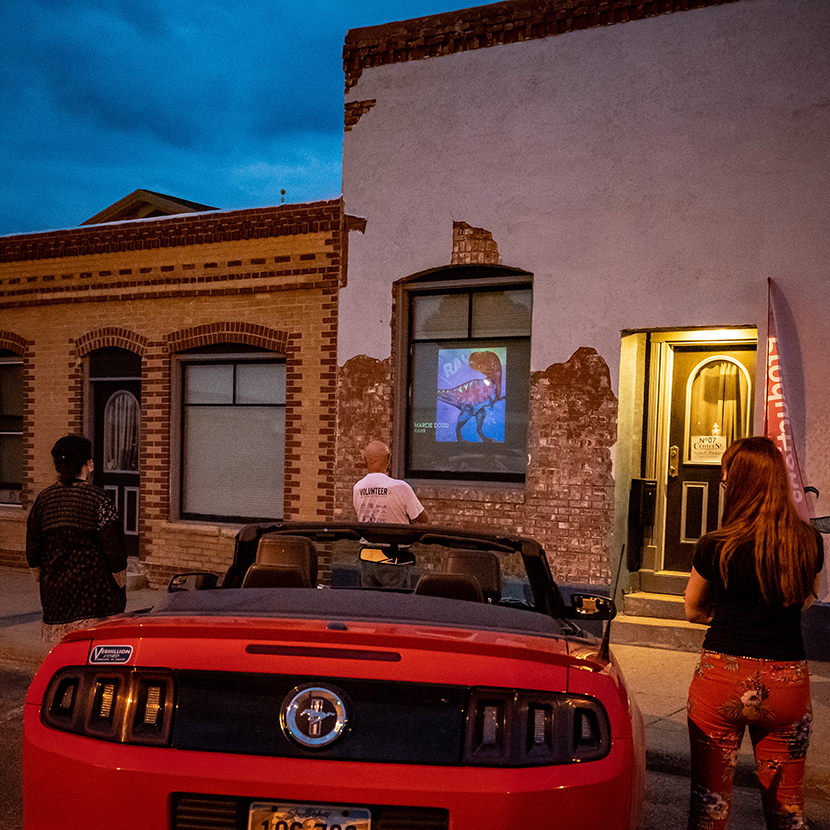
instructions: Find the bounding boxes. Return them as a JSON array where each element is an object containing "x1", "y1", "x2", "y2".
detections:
[
  {"x1": 176, "y1": 348, "x2": 287, "y2": 523},
  {"x1": 0, "y1": 356, "x2": 24, "y2": 505},
  {"x1": 396, "y1": 266, "x2": 533, "y2": 485}
]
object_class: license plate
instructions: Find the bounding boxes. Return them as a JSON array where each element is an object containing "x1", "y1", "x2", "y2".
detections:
[{"x1": 248, "y1": 802, "x2": 371, "y2": 830}]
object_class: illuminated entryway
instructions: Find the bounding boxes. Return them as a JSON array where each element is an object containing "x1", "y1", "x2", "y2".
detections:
[{"x1": 620, "y1": 328, "x2": 757, "y2": 596}]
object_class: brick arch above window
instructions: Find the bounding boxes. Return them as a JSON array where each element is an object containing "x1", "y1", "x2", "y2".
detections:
[
  {"x1": 75, "y1": 328, "x2": 149, "y2": 358},
  {"x1": 0, "y1": 331, "x2": 32, "y2": 356},
  {"x1": 165, "y1": 323, "x2": 289, "y2": 355}
]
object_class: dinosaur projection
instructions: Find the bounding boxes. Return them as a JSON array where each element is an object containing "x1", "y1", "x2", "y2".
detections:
[{"x1": 437, "y1": 350, "x2": 504, "y2": 442}]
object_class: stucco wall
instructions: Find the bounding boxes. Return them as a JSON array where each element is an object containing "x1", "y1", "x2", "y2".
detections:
[{"x1": 341, "y1": 0, "x2": 830, "y2": 510}]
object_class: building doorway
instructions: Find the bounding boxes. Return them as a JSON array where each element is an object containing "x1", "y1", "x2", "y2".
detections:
[
  {"x1": 639, "y1": 329, "x2": 756, "y2": 595},
  {"x1": 89, "y1": 348, "x2": 141, "y2": 558}
]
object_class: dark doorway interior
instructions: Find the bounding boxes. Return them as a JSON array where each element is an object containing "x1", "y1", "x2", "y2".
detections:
[{"x1": 90, "y1": 348, "x2": 141, "y2": 559}]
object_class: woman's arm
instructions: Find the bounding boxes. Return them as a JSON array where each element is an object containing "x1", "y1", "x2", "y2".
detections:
[{"x1": 685, "y1": 567, "x2": 714, "y2": 624}]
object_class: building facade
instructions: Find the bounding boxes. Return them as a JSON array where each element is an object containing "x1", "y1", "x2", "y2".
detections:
[
  {"x1": 338, "y1": 0, "x2": 830, "y2": 607},
  {"x1": 0, "y1": 199, "x2": 346, "y2": 583}
]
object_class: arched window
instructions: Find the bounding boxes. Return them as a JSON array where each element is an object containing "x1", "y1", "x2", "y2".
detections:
[
  {"x1": 103, "y1": 390, "x2": 140, "y2": 472},
  {"x1": 685, "y1": 357, "x2": 751, "y2": 464}
]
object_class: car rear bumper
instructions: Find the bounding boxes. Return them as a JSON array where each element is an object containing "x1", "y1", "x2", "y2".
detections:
[{"x1": 24, "y1": 707, "x2": 640, "y2": 830}]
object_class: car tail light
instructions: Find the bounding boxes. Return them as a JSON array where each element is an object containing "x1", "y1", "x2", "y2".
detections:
[
  {"x1": 41, "y1": 667, "x2": 174, "y2": 746},
  {"x1": 464, "y1": 688, "x2": 610, "y2": 766}
]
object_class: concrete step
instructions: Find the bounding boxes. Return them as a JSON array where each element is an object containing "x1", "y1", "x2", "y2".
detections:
[
  {"x1": 611, "y1": 614, "x2": 707, "y2": 653},
  {"x1": 623, "y1": 591, "x2": 686, "y2": 620}
]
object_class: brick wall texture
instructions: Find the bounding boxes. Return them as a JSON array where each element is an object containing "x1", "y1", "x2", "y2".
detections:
[
  {"x1": 0, "y1": 200, "x2": 344, "y2": 582},
  {"x1": 334, "y1": 347, "x2": 618, "y2": 585}
]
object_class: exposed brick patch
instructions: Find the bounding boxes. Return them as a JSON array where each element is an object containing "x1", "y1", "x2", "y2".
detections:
[
  {"x1": 343, "y1": 0, "x2": 743, "y2": 91},
  {"x1": 526, "y1": 346, "x2": 617, "y2": 583},
  {"x1": 333, "y1": 355, "x2": 394, "y2": 521},
  {"x1": 344, "y1": 99, "x2": 377, "y2": 131},
  {"x1": 334, "y1": 347, "x2": 617, "y2": 585},
  {"x1": 452, "y1": 221, "x2": 502, "y2": 265}
]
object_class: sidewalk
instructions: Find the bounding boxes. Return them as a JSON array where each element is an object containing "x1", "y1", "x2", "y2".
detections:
[{"x1": 1, "y1": 565, "x2": 828, "y2": 801}]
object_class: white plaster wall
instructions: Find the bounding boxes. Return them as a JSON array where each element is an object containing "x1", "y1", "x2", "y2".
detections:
[{"x1": 341, "y1": 0, "x2": 830, "y2": 502}]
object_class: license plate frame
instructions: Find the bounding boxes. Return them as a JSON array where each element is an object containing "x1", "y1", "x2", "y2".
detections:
[{"x1": 248, "y1": 801, "x2": 372, "y2": 830}]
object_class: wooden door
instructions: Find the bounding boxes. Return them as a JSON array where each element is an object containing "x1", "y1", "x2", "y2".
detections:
[{"x1": 662, "y1": 345, "x2": 755, "y2": 572}]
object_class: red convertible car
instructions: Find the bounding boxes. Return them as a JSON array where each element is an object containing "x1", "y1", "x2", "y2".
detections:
[{"x1": 24, "y1": 522, "x2": 644, "y2": 830}]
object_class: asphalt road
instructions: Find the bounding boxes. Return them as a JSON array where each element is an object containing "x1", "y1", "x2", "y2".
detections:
[
  {"x1": 0, "y1": 663, "x2": 28, "y2": 830},
  {"x1": 3, "y1": 659, "x2": 830, "y2": 829}
]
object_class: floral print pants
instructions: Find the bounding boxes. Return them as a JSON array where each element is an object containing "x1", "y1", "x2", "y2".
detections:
[{"x1": 687, "y1": 651, "x2": 812, "y2": 830}]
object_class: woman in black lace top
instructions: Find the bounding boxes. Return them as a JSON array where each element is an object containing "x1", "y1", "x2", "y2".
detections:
[{"x1": 26, "y1": 434, "x2": 127, "y2": 643}]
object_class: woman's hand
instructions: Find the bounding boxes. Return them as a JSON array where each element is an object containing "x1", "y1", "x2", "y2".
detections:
[{"x1": 684, "y1": 567, "x2": 714, "y2": 624}]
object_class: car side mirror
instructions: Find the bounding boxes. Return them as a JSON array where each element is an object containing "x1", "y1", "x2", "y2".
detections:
[
  {"x1": 168, "y1": 572, "x2": 219, "y2": 592},
  {"x1": 569, "y1": 593, "x2": 616, "y2": 621}
]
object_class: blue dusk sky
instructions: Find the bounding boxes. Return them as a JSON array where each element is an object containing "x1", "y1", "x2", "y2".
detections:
[{"x1": 1, "y1": 0, "x2": 469, "y2": 237}]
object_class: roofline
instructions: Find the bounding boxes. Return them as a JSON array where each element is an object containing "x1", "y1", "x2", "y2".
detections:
[{"x1": 343, "y1": 0, "x2": 746, "y2": 91}]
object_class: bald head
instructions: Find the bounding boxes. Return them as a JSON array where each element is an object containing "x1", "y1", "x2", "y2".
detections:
[{"x1": 364, "y1": 441, "x2": 390, "y2": 473}]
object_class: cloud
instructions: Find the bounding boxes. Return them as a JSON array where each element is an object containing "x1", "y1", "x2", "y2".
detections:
[{"x1": 0, "y1": 0, "x2": 468, "y2": 236}]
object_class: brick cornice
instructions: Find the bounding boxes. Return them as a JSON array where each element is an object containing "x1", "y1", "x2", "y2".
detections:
[
  {"x1": 0, "y1": 199, "x2": 343, "y2": 264},
  {"x1": 343, "y1": 0, "x2": 744, "y2": 91}
]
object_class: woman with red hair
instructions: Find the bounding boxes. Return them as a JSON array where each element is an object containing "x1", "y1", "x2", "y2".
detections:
[{"x1": 685, "y1": 436, "x2": 823, "y2": 829}]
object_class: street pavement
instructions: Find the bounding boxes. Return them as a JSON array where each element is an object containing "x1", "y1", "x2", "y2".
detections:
[{"x1": 2, "y1": 564, "x2": 829, "y2": 816}]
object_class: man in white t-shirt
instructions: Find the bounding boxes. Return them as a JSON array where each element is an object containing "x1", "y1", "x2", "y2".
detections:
[
  {"x1": 353, "y1": 441, "x2": 428, "y2": 588},
  {"x1": 353, "y1": 441, "x2": 428, "y2": 525}
]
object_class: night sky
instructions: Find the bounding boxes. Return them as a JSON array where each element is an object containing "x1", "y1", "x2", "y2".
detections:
[{"x1": 1, "y1": 0, "x2": 467, "y2": 237}]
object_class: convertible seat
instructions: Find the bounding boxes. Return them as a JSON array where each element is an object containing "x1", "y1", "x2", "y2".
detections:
[
  {"x1": 241, "y1": 565, "x2": 311, "y2": 588},
  {"x1": 242, "y1": 534, "x2": 318, "y2": 588},
  {"x1": 445, "y1": 550, "x2": 502, "y2": 603},
  {"x1": 413, "y1": 573, "x2": 484, "y2": 603}
]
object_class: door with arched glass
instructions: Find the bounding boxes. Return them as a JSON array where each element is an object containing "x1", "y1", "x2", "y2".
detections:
[
  {"x1": 90, "y1": 348, "x2": 141, "y2": 558},
  {"x1": 663, "y1": 345, "x2": 755, "y2": 572}
]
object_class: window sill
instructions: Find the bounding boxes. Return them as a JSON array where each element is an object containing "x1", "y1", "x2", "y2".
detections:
[
  {"x1": 162, "y1": 520, "x2": 246, "y2": 539},
  {"x1": 411, "y1": 481, "x2": 526, "y2": 504}
]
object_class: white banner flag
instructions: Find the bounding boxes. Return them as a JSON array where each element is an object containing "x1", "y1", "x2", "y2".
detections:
[{"x1": 764, "y1": 279, "x2": 811, "y2": 521}]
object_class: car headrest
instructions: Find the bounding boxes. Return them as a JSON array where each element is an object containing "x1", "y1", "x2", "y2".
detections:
[
  {"x1": 413, "y1": 573, "x2": 484, "y2": 603},
  {"x1": 241, "y1": 564, "x2": 311, "y2": 589},
  {"x1": 445, "y1": 550, "x2": 502, "y2": 602},
  {"x1": 255, "y1": 534, "x2": 318, "y2": 585}
]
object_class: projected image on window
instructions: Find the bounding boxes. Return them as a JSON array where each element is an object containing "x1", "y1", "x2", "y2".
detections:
[{"x1": 436, "y1": 348, "x2": 506, "y2": 443}]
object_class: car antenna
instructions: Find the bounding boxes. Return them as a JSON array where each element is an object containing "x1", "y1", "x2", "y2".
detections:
[{"x1": 598, "y1": 545, "x2": 625, "y2": 663}]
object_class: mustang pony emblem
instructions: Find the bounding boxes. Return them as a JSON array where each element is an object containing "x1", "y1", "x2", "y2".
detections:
[
  {"x1": 301, "y1": 698, "x2": 336, "y2": 737},
  {"x1": 281, "y1": 685, "x2": 348, "y2": 748},
  {"x1": 437, "y1": 350, "x2": 503, "y2": 442}
]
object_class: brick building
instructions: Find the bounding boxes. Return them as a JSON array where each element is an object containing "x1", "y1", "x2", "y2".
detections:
[
  {"x1": 338, "y1": 0, "x2": 830, "y2": 621},
  {"x1": 0, "y1": 197, "x2": 347, "y2": 583}
]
